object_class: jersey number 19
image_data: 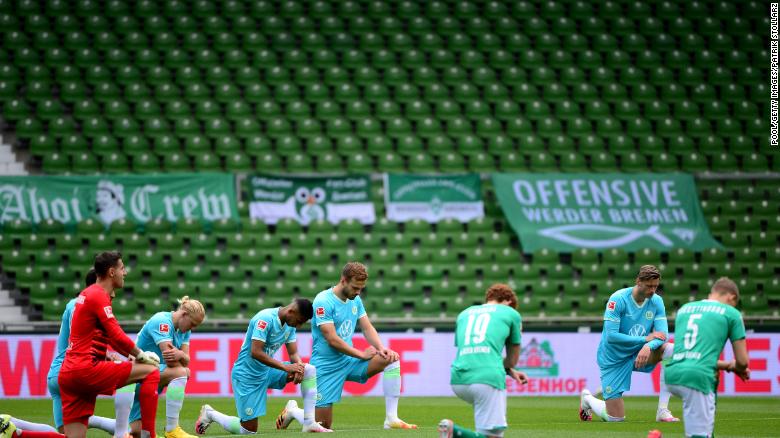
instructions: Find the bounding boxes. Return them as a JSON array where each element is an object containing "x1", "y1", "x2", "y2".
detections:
[{"x1": 463, "y1": 313, "x2": 491, "y2": 345}]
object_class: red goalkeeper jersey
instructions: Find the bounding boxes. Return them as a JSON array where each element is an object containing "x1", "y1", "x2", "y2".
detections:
[{"x1": 61, "y1": 284, "x2": 136, "y2": 372}]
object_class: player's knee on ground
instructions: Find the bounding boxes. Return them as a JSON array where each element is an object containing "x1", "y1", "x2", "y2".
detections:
[{"x1": 239, "y1": 420, "x2": 259, "y2": 434}]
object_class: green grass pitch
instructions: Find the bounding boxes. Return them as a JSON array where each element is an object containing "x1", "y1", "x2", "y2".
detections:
[{"x1": 2, "y1": 396, "x2": 779, "y2": 437}]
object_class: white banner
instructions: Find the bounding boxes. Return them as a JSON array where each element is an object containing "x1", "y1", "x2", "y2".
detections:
[
  {"x1": 1, "y1": 333, "x2": 778, "y2": 398},
  {"x1": 384, "y1": 174, "x2": 484, "y2": 223}
]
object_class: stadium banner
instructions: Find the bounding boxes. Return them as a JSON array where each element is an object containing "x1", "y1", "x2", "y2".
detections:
[
  {"x1": 248, "y1": 174, "x2": 375, "y2": 225},
  {"x1": 383, "y1": 173, "x2": 484, "y2": 222},
  {"x1": 2, "y1": 332, "x2": 779, "y2": 398},
  {"x1": 0, "y1": 174, "x2": 237, "y2": 226},
  {"x1": 492, "y1": 173, "x2": 722, "y2": 252}
]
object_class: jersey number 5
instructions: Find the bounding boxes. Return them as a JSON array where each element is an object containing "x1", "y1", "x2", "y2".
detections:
[
  {"x1": 463, "y1": 313, "x2": 491, "y2": 345},
  {"x1": 683, "y1": 314, "x2": 703, "y2": 349}
]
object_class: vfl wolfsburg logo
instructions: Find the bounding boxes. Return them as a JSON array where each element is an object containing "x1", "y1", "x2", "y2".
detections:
[
  {"x1": 629, "y1": 324, "x2": 647, "y2": 337},
  {"x1": 538, "y1": 224, "x2": 674, "y2": 249},
  {"x1": 338, "y1": 320, "x2": 353, "y2": 338}
]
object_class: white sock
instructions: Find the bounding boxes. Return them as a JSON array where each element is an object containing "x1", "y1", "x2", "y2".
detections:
[
  {"x1": 383, "y1": 361, "x2": 401, "y2": 421},
  {"x1": 300, "y1": 364, "x2": 317, "y2": 425},
  {"x1": 166, "y1": 377, "x2": 188, "y2": 432},
  {"x1": 9, "y1": 418, "x2": 57, "y2": 433},
  {"x1": 584, "y1": 394, "x2": 625, "y2": 422},
  {"x1": 658, "y1": 343, "x2": 674, "y2": 410},
  {"x1": 208, "y1": 408, "x2": 252, "y2": 435},
  {"x1": 114, "y1": 384, "x2": 136, "y2": 438},
  {"x1": 88, "y1": 416, "x2": 116, "y2": 434}
]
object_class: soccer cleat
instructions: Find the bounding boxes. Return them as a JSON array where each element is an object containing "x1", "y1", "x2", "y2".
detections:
[
  {"x1": 655, "y1": 408, "x2": 680, "y2": 422},
  {"x1": 0, "y1": 415, "x2": 17, "y2": 438},
  {"x1": 165, "y1": 426, "x2": 198, "y2": 438},
  {"x1": 275, "y1": 400, "x2": 298, "y2": 430},
  {"x1": 579, "y1": 389, "x2": 593, "y2": 421},
  {"x1": 647, "y1": 429, "x2": 663, "y2": 438},
  {"x1": 437, "y1": 419, "x2": 454, "y2": 438},
  {"x1": 194, "y1": 405, "x2": 213, "y2": 435},
  {"x1": 301, "y1": 422, "x2": 333, "y2": 433},
  {"x1": 383, "y1": 418, "x2": 418, "y2": 430}
]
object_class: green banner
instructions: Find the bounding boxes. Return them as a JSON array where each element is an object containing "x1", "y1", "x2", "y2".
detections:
[
  {"x1": 384, "y1": 174, "x2": 483, "y2": 222},
  {"x1": 248, "y1": 174, "x2": 374, "y2": 224},
  {"x1": 492, "y1": 173, "x2": 722, "y2": 252},
  {"x1": 0, "y1": 174, "x2": 238, "y2": 226}
]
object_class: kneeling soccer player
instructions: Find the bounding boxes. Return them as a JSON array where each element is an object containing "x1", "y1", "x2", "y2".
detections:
[
  {"x1": 666, "y1": 277, "x2": 750, "y2": 438},
  {"x1": 580, "y1": 265, "x2": 679, "y2": 423},
  {"x1": 125, "y1": 296, "x2": 205, "y2": 438},
  {"x1": 58, "y1": 252, "x2": 162, "y2": 438},
  {"x1": 278, "y1": 262, "x2": 416, "y2": 431},
  {"x1": 196, "y1": 299, "x2": 331, "y2": 434},
  {"x1": 438, "y1": 283, "x2": 528, "y2": 438}
]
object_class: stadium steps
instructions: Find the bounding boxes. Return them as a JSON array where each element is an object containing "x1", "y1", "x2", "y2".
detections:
[
  {"x1": 0, "y1": 135, "x2": 27, "y2": 175},
  {"x1": 0, "y1": 288, "x2": 30, "y2": 324}
]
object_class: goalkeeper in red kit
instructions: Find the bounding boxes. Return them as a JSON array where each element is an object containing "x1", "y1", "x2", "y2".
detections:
[{"x1": 58, "y1": 251, "x2": 162, "y2": 438}]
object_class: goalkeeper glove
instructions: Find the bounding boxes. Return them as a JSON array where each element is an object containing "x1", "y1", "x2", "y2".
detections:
[{"x1": 136, "y1": 351, "x2": 161, "y2": 366}]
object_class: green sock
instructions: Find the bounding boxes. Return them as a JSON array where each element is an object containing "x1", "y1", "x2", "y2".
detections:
[{"x1": 453, "y1": 424, "x2": 487, "y2": 438}]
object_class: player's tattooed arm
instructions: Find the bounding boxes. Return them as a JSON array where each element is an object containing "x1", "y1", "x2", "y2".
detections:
[
  {"x1": 285, "y1": 340, "x2": 303, "y2": 364},
  {"x1": 251, "y1": 339, "x2": 305, "y2": 375}
]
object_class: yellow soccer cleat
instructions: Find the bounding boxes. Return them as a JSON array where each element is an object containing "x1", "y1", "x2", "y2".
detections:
[
  {"x1": 165, "y1": 426, "x2": 198, "y2": 438},
  {"x1": 0, "y1": 415, "x2": 17, "y2": 438},
  {"x1": 383, "y1": 418, "x2": 418, "y2": 430}
]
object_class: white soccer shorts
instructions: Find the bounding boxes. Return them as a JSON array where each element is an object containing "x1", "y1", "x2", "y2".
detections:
[
  {"x1": 668, "y1": 384, "x2": 716, "y2": 437},
  {"x1": 451, "y1": 384, "x2": 507, "y2": 436}
]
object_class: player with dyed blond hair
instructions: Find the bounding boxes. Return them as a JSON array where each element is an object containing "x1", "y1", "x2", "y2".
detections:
[
  {"x1": 277, "y1": 262, "x2": 416, "y2": 431},
  {"x1": 438, "y1": 283, "x2": 528, "y2": 438},
  {"x1": 665, "y1": 277, "x2": 750, "y2": 438},
  {"x1": 124, "y1": 296, "x2": 206, "y2": 438},
  {"x1": 580, "y1": 265, "x2": 679, "y2": 423}
]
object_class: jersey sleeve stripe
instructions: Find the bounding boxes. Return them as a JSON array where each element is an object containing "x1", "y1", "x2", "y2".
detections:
[
  {"x1": 316, "y1": 320, "x2": 335, "y2": 326},
  {"x1": 604, "y1": 317, "x2": 620, "y2": 322}
]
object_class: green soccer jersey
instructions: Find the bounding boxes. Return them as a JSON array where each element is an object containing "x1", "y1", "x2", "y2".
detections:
[
  {"x1": 450, "y1": 303, "x2": 522, "y2": 390},
  {"x1": 665, "y1": 299, "x2": 746, "y2": 394}
]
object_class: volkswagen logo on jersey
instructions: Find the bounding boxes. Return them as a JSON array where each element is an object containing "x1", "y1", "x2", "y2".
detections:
[
  {"x1": 338, "y1": 320, "x2": 353, "y2": 338},
  {"x1": 629, "y1": 324, "x2": 647, "y2": 337}
]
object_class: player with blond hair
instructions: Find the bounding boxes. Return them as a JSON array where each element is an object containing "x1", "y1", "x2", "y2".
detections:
[
  {"x1": 580, "y1": 265, "x2": 679, "y2": 423},
  {"x1": 277, "y1": 262, "x2": 416, "y2": 431},
  {"x1": 438, "y1": 283, "x2": 528, "y2": 438},
  {"x1": 123, "y1": 296, "x2": 205, "y2": 438}
]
